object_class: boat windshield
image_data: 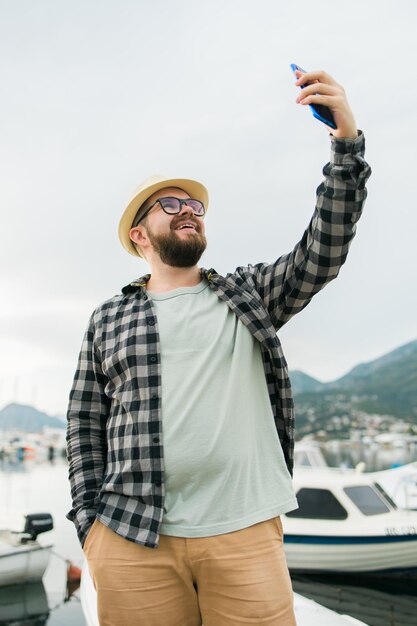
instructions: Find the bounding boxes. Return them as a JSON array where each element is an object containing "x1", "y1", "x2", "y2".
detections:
[
  {"x1": 343, "y1": 485, "x2": 391, "y2": 516},
  {"x1": 373, "y1": 482, "x2": 398, "y2": 510},
  {"x1": 286, "y1": 488, "x2": 348, "y2": 520}
]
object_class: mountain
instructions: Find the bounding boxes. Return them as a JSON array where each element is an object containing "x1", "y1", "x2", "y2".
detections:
[
  {"x1": 0, "y1": 403, "x2": 65, "y2": 433},
  {"x1": 326, "y1": 339, "x2": 417, "y2": 391},
  {"x1": 289, "y1": 371, "x2": 325, "y2": 395},
  {"x1": 1, "y1": 340, "x2": 416, "y2": 436},
  {"x1": 291, "y1": 339, "x2": 417, "y2": 435}
]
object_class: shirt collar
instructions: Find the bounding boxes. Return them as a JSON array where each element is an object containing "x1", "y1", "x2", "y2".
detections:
[{"x1": 121, "y1": 267, "x2": 218, "y2": 295}]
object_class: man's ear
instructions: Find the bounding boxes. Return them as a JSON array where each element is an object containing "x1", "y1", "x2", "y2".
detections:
[
  {"x1": 129, "y1": 225, "x2": 147, "y2": 246},
  {"x1": 129, "y1": 226, "x2": 149, "y2": 259}
]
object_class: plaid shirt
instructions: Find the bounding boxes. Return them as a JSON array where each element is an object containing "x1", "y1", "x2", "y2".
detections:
[{"x1": 66, "y1": 132, "x2": 371, "y2": 548}]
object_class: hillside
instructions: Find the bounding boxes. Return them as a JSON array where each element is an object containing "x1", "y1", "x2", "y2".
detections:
[
  {"x1": 288, "y1": 371, "x2": 325, "y2": 395},
  {"x1": 0, "y1": 403, "x2": 65, "y2": 433},
  {"x1": 292, "y1": 339, "x2": 417, "y2": 435},
  {"x1": 1, "y1": 340, "x2": 416, "y2": 436}
]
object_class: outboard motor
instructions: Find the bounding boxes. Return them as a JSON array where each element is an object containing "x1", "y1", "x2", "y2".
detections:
[{"x1": 22, "y1": 513, "x2": 54, "y2": 541}]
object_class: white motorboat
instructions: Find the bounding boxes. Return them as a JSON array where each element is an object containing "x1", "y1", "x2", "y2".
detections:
[
  {"x1": 80, "y1": 559, "x2": 368, "y2": 626},
  {"x1": 0, "y1": 513, "x2": 53, "y2": 586},
  {"x1": 283, "y1": 468, "x2": 417, "y2": 574},
  {"x1": 294, "y1": 440, "x2": 417, "y2": 511}
]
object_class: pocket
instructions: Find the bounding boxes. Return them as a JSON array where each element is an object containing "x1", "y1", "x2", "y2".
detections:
[
  {"x1": 83, "y1": 518, "x2": 98, "y2": 553},
  {"x1": 273, "y1": 516, "x2": 284, "y2": 540}
]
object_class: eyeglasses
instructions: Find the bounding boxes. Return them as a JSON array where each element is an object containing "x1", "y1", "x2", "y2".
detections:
[{"x1": 133, "y1": 197, "x2": 205, "y2": 227}]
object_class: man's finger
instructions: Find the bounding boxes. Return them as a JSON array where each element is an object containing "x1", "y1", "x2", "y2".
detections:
[
  {"x1": 298, "y1": 93, "x2": 345, "y2": 110},
  {"x1": 295, "y1": 70, "x2": 339, "y2": 88},
  {"x1": 296, "y1": 82, "x2": 342, "y2": 102}
]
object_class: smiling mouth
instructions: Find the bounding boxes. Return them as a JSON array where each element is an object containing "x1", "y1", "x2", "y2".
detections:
[{"x1": 174, "y1": 223, "x2": 198, "y2": 233}]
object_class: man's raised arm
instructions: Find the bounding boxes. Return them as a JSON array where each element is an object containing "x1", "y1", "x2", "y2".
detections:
[{"x1": 230, "y1": 70, "x2": 371, "y2": 329}]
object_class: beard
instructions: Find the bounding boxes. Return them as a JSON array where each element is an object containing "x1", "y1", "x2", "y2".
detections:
[{"x1": 145, "y1": 224, "x2": 207, "y2": 267}]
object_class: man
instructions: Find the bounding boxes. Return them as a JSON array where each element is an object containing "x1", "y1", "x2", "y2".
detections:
[{"x1": 67, "y1": 70, "x2": 371, "y2": 626}]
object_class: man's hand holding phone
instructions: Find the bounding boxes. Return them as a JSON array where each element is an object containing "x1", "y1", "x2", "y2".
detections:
[{"x1": 293, "y1": 67, "x2": 358, "y2": 140}]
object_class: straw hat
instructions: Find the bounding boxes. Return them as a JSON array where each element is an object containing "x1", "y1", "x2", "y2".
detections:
[{"x1": 118, "y1": 175, "x2": 209, "y2": 257}]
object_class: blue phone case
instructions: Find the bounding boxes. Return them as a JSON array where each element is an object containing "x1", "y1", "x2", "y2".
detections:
[{"x1": 290, "y1": 63, "x2": 337, "y2": 130}]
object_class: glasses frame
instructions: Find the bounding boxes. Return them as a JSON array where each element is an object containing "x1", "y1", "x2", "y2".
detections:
[{"x1": 133, "y1": 196, "x2": 206, "y2": 227}]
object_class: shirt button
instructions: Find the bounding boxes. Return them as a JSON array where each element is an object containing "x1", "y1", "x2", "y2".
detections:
[
  {"x1": 150, "y1": 356, "x2": 157, "y2": 362},
  {"x1": 143, "y1": 294, "x2": 148, "y2": 301},
  {"x1": 148, "y1": 319, "x2": 155, "y2": 326},
  {"x1": 153, "y1": 437, "x2": 160, "y2": 444},
  {"x1": 155, "y1": 480, "x2": 161, "y2": 487},
  {"x1": 151, "y1": 393, "x2": 158, "y2": 399}
]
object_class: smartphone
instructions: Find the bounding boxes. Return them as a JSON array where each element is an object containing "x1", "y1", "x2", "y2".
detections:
[{"x1": 290, "y1": 63, "x2": 337, "y2": 130}]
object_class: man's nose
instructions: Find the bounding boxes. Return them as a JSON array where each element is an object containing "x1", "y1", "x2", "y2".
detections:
[{"x1": 178, "y1": 202, "x2": 194, "y2": 217}]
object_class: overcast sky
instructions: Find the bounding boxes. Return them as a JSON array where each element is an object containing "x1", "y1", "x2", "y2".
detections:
[{"x1": 1, "y1": 0, "x2": 416, "y2": 417}]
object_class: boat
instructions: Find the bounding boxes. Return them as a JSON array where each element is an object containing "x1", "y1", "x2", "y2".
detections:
[
  {"x1": 282, "y1": 468, "x2": 417, "y2": 574},
  {"x1": 80, "y1": 558, "x2": 368, "y2": 626},
  {"x1": 294, "y1": 440, "x2": 417, "y2": 511},
  {"x1": 0, "y1": 513, "x2": 53, "y2": 586}
]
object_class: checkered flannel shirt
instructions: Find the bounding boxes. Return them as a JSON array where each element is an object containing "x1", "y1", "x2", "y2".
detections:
[{"x1": 66, "y1": 132, "x2": 371, "y2": 548}]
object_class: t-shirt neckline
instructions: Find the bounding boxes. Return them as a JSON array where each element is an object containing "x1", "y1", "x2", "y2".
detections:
[{"x1": 147, "y1": 279, "x2": 208, "y2": 300}]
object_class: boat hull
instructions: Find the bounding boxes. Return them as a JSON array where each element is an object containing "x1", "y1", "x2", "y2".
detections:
[
  {"x1": 0, "y1": 544, "x2": 52, "y2": 586},
  {"x1": 284, "y1": 533, "x2": 417, "y2": 573}
]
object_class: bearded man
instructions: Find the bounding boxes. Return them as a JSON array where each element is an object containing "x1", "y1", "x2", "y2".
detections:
[{"x1": 67, "y1": 69, "x2": 371, "y2": 626}]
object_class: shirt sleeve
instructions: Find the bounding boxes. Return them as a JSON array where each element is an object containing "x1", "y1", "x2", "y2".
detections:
[
  {"x1": 229, "y1": 131, "x2": 372, "y2": 330},
  {"x1": 66, "y1": 311, "x2": 110, "y2": 547}
]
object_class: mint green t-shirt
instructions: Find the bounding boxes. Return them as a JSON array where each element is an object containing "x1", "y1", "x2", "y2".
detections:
[{"x1": 147, "y1": 279, "x2": 297, "y2": 537}]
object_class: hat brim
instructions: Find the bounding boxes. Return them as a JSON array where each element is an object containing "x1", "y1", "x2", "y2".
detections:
[{"x1": 119, "y1": 177, "x2": 209, "y2": 257}]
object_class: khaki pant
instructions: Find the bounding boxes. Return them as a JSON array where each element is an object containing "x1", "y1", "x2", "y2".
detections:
[{"x1": 83, "y1": 516, "x2": 297, "y2": 626}]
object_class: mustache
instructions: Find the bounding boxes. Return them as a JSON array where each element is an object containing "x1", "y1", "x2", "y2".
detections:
[{"x1": 171, "y1": 218, "x2": 200, "y2": 231}]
